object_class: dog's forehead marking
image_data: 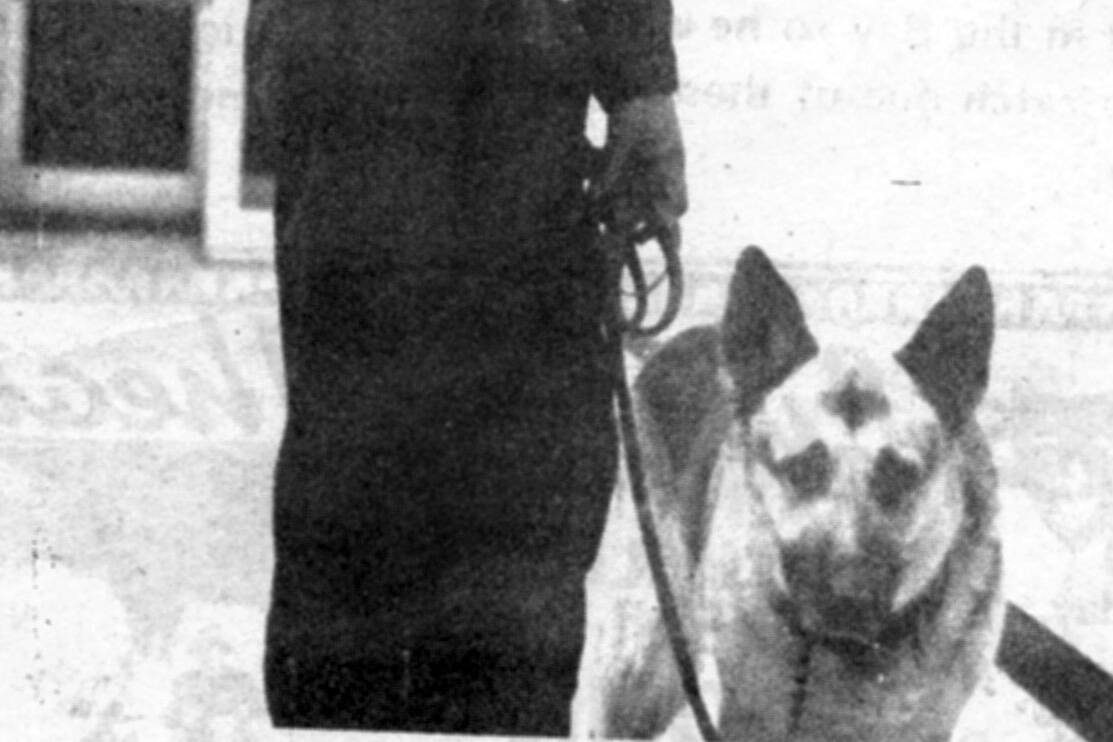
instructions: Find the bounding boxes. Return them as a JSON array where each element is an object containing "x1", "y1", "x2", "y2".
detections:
[
  {"x1": 821, "y1": 374, "x2": 889, "y2": 431},
  {"x1": 755, "y1": 343, "x2": 938, "y2": 459}
]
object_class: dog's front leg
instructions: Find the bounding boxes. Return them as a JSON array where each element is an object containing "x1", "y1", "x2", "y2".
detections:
[{"x1": 572, "y1": 454, "x2": 690, "y2": 739}]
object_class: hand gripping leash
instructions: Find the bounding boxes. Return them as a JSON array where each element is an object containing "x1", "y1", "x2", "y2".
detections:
[{"x1": 600, "y1": 227, "x2": 722, "y2": 742}]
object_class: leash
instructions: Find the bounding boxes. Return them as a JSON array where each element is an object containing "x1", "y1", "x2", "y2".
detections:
[
  {"x1": 997, "y1": 603, "x2": 1113, "y2": 742},
  {"x1": 601, "y1": 227, "x2": 721, "y2": 742},
  {"x1": 605, "y1": 227, "x2": 685, "y2": 338}
]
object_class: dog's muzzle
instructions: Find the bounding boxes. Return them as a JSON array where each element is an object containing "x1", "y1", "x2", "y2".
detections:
[{"x1": 776, "y1": 540, "x2": 902, "y2": 648}]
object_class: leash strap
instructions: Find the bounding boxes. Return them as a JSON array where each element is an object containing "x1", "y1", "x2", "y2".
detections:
[
  {"x1": 997, "y1": 603, "x2": 1113, "y2": 742},
  {"x1": 605, "y1": 229, "x2": 685, "y2": 338},
  {"x1": 603, "y1": 236, "x2": 721, "y2": 742}
]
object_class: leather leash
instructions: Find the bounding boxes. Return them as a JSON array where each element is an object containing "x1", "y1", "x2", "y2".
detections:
[{"x1": 601, "y1": 228, "x2": 721, "y2": 742}]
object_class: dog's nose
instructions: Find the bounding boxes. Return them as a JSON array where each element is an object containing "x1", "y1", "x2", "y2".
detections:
[
  {"x1": 780, "y1": 542, "x2": 896, "y2": 639},
  {"x1": 780, "y1": 540, "x2": 848, "y2": 598},
  {"x1": 780, "y1": 541, "x2": 820, "y2": 594},
  {"x1": 810, "y1": 594, "x2": 887, "y2": 641}
]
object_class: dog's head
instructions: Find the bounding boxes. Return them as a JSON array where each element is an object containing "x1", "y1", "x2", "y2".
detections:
[{"x1": 722, "y1": 248, "x2": 994, "y2": 649}]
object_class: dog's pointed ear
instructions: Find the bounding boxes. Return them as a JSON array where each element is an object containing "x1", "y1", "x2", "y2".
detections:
[
  {"x1": 721, "y1": 247, "x2": 818, "y2": 416},
  {"x1": 896, "y1": 267, "x2": 994, "y2": 430}
]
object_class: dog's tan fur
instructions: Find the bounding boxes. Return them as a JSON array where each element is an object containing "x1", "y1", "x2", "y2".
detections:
[{"x1": 572, "y1": 248, "x2": 1003, "y2": 741}]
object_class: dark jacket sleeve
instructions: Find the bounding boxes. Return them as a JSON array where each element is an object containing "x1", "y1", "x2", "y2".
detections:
[
  {"x1": 245, "y1": 0, "x2": 284, "y2": 131},
  {"x1": 576, "y1": 0, "x2": 679, "y2": 112}
]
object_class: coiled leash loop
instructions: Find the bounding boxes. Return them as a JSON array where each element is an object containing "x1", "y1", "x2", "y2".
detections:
[
  {"x1": 600, "y1": 226, "x2": 721, "y2": 742},
  {"x1": 601, "y1": 227, "x2": 684, "y2": 338}
]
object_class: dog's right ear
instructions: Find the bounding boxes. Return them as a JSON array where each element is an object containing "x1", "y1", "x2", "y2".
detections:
[
  {"x1": 721, "y1": 247, "x2": 818, "y2": 416},
  {"x1": 896, "y1": 266, "x2": 994, "y2": 431}
]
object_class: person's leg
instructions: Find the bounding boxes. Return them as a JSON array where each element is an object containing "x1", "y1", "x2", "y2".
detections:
[
  {"x1": 264, "y1": 253, "x2": 617, "y2": 735},
  {"x1": 263, "y1": 3, "x2": 614, "y2": 731},
  {"x1": 265, "y1": 423, "x2": 476, "y2": 727},
  {"x1": 263, "y1": 111, "x2": 472, "y2": 729},
  {"x1": 402, "y1": 230, "x2": 617, "y2": 735}
]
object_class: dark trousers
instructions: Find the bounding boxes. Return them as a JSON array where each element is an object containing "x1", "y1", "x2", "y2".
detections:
[
  {"x1": 262, "y1": 40, "x2": 616, "y2": 731},
  {"x1": 265, "y1": 348, "x2": 616, "y2": 733}
]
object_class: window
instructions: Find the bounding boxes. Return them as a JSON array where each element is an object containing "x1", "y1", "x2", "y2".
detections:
[
  {"x1": 194, "y1": 0, "x2": 273, "y2": 261},
  {"x1": 0, "y1": 0, "x2": 275, "y2": 260}
]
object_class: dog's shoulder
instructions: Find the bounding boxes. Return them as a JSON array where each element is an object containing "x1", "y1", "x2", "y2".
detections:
[{"x1": 634, "y1": 325, "x2": 730, "y2": 474}]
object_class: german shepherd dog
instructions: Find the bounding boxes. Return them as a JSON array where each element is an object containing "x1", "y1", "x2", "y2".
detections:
[{"x1": 572, "y1": 248, "x2": 1003, "y2": 741}]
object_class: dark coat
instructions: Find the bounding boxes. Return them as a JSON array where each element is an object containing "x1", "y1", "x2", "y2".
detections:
[{"x1": 249, "y1": 1, "x2": 678, "y2": 734}]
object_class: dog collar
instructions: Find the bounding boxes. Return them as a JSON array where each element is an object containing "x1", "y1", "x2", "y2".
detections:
[
  {"x1": 775, "y1": 565, "x2": 949, "y2": 664},
  {"x1": 774, "y1": 566, "x2": 950, "y2": 733}
]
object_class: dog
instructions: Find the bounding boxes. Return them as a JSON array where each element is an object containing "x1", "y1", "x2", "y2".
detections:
[{"x1": 572, "y1": 247, "x2": 1003, "y2": 741}]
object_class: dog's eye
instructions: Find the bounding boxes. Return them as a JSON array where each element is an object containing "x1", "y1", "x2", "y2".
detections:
[
  {"x1": 870, "y1": 447, "x2": 922, "y2": 510},
  {"x1": 778, "y1": 441, "x2": 832, "y2": 500}
]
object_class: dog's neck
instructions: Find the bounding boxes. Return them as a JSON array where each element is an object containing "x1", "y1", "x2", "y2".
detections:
[
  {"x1": 774, "y1": 557, "x2": 953, "y2": 733},
  {"x1": 772, "y1": 551, "x2": 951, "y2": 668}
]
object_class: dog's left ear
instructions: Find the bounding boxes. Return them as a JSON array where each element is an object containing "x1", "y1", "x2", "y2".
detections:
[
  {"x1": 896, "y1": 267, "x2": 994, "y2": 430},
  {"x1": 722, "y1": 247, "x2": 818, "y2": 416}
]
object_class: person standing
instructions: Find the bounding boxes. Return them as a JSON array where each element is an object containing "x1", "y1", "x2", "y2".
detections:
[{"x1": 247, "y1": 0, "x2": 686, "y2": 734}]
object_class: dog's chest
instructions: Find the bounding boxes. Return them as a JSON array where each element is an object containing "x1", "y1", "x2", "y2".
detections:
[
  {"x1": 784, "y1": 645, "x2": 956, "y2": 741},
  {"x1": 715, "y1": 636, "x2": 967, "y2": 742}
]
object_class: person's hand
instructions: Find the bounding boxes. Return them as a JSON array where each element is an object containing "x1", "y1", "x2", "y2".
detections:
[{"x1": 591, "y1": 94, "x2": 687, "y2": 249}]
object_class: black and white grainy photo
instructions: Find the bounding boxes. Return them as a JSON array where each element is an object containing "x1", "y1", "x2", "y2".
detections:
[{"x1": 1, "y1": 1, "x2": 1111, "y2": 741}]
